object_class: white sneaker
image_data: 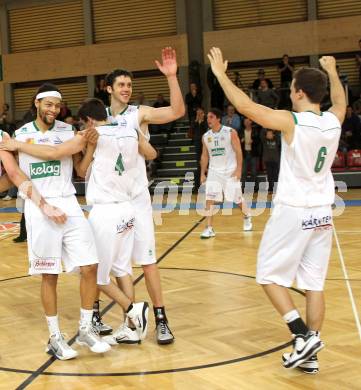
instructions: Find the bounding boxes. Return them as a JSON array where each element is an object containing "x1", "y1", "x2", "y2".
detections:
[
  {"x1": 126, "y1": 302, "x2": 149, "y2": 340},
  {"x1": 283, "y1": 332, "x2": 324, "y2": 369},
  {"x1": 103, "y1": 323, "x2": 141, "y2": 345},
  {"x1": 46, "y1": 333, "x2": 78, "y2": 360},
  {"x1": 76, "y1": 326, "x2": 111, "y2": 353},
  {"x1": 243, "y1": 216, "x2": 252, "y2": 231},
  {"x1": 2, "y1": 195, "x2": 12, "y2": 201},
  {"x1": 200, "y1": 226, "x2": 215, "y2": 239}
]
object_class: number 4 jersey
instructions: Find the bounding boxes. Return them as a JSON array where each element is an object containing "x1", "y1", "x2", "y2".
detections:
[
  {"x1": 274, "y1": 111, "x2": 341, "y2": 207},
  {"x1": 86, "y1": 124, "x2": 141, "y2": 205}
]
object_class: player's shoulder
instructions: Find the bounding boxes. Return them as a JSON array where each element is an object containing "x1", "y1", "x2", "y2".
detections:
[
  {"x1": 203, "y1": 129, "x2": 212, "y2": 138},
  {"x1": 15, "y1": 121, "x2": 36, "y2": 137},
  {"x1": 53, "y1": 120, "x2": 73, "y2": 132}
]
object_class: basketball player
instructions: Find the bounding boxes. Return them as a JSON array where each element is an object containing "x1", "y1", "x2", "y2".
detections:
[
  {"x1": 208, "y1": 48, "x2": 345, "y2": 372},
  {"x1": 103, "y1": 47, "x2": 185, "y2": 344},
  {"x1": 200, "y1": 107, "x2": 252, "y2": 238},
  {"x1": 1, "y1": 83, "x2": 146, "y2": 360},
  {"x1": 1, "y1": 97, "x2": 155, "y2": 344}
]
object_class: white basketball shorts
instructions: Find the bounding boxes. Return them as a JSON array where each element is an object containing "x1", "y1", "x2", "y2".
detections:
[
  {"x1": 205, "y1": 170, "x2": 243, "y2": 204},
  {"x1": 256, "y1": 204, "x2": 333, "y2": 291},
  {"x1": 88, "y1": 202, "x2": 136, "y2": 285}
]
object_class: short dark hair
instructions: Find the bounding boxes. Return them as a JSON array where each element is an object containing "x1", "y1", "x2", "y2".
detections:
[
  {"x1": 105, "y1": 69, "x2": 133, "y2": 88},
  {"x1": 78, "y1": 98, "x2": 107, "y2": 122},
  {"x1": 208, "y1": 107, "x2": 222, "y2": 119},
  {"x1": 31, "y1": 83, "x2": 61, "y2": 116},
  {"x1": 293, "y1": 68, "x2": 327, "y2": 104}
]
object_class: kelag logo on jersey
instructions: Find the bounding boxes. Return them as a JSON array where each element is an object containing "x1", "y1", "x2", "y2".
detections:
[{"x1": 30, "y1": 160, "x2": 61, "y2": 179}]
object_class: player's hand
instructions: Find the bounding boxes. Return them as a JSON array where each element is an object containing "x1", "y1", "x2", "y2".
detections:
[
  {"x1": 0, "y1": 137, "x2": 19, "y2": 152},
  {"x1": 207, "y1": 47, "x2": 228, "y2": 79},
  {"x1": 40, "y1": 203, "x2": 67, "y2": 224},
  {"x1": 155, "y1": 47, "x2": 177, "y2": 77},
  {"x1": 319, "y1": 56, "x2": 337, "y2": 74},
  {"x1": 232, "y1": 169, "x2": 241, "y2": 181},
  {"x1": 84, "y1": 127, "x2": 99, "y2": 145},
  {"x1": 200, "y1": 173, "x2": 207, "y2": 184}
]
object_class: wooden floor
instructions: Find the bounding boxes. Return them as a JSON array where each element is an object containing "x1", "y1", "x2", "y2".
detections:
[{"x1": 0, "y1": 190, "x2": 360, "y2": 390}]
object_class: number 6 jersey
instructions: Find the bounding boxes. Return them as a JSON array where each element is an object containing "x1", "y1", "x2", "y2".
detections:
[{"x1": 274, "y1": 111, "x2": 341, "y2": 207}]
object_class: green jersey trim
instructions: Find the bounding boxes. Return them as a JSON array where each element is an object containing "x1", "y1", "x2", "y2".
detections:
[
  {"x1": 108, "y1": 105, "x2": 128, "y2": 117},
  {"x1": 33, "y1": 120, "x2": 55, "y2": 132}
]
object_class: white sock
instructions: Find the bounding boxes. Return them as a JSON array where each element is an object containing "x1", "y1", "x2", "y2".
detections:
[
  {"x1": 79, "y1": 308, "x2": 93, "y2": 329},
  {"x1": 283, "y1": 309, "x2": 300, "y2": 323},
  {"x1": 46, "y1": 315, "x2": 60, "y2": 337}
]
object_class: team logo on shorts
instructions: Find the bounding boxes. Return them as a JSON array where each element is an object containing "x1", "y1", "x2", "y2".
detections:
[
  {"x1": 33, "y1": 258, "x2": 57, "y2": 271},
  {"x1": 30, "y1": 160, "x2": 61, "y2": 179},
  {"x1": 116, "y1": 217, "x2": 135, "y2": 234},
  {"x1": 302, "y1": 215, "x2": 332, "y2": 230}
]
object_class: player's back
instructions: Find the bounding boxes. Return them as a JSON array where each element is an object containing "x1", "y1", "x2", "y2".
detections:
[
  {"x1": 86, "y1": 123, "x2": 140, "y2": 205},
  {"x1": 275, "y1": 111, "x2": 341, "y2": 207}
]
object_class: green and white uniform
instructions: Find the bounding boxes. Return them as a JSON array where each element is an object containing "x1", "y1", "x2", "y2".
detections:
[
  {"x1": 15, "y1": 120, "x2": 98, "y2": 275},
  {"x1": 203, "y1": 125, "x2": 243, "y2": 203},
  {"x1": 106, "y1": 105, "x2": 156, "y2": 266},
  {"x1": 257, "y1": 111, "x2": 341, "y2": 291},
  {"x1": 86, "y1": 123, "x2": 139, "y2": 283}
]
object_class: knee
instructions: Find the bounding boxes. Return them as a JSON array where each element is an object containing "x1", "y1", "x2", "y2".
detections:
[
  {"x1": 142, "y1": 263, "x2": 157, "y2": 274},
  {"x1": 42, "y1": 274, "x2": 58, "y2": 285},
  {"x1": 80, "y1": 264, "x2": 98, "y2": 277}
]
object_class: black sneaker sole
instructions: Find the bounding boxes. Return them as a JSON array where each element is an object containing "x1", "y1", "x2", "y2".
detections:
[
  {"x1": 98, "y1": 329, "x2": 113, "y2": 336},
  {"x1": 284, "y1": 342, "x2": 324, "y2": 369},
  {"x1": 157, "y1": 337, "x2": 175, "y2": 345},
  {"x1": 282, "y1": 355, "x2": 319, "y2": 374},
  {"x1": 116, "y1": 339, "x2": 141, "y2": 345}
]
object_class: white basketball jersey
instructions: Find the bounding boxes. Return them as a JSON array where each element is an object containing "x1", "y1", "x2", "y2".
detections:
[
  {"x1": 203, "y1": 125, "x2": 237, "y2": 174},
  {"x1": 15, "y1": 120, "x2": 76, "y2": 198},
  {"x1": 106, "y1": 105, "x2": 148, "y2": 189},
  {"x1": 274, "y1": 111, "x2": 341, "y2": 207},
  {"x1": 86, "y1": 123, "x2": 141, "y2": 205}
]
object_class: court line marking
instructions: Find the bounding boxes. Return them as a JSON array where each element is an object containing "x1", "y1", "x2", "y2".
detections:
[
  {"x1": 333, "y1": 225, "x2": 361, "y2": 341},
  {"x1": 14, "y1": 217, "x2": 205, "y2": 389},
  {"x1": 2, "y1": 267, "x2": 300, "y2": 378}
]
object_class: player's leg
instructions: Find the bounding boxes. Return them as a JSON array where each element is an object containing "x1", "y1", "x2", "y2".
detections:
[
  {"x1": 225, "y1": 176, "x2": 252, "y2": 231},
  {"x1": 290, "y1": 212, "x2": 333, "y2": 372},
  {"x1": 26, "y1": 204, "x2": 79, "y2": 361},
  {"x1": 257, "y1": 204, "x2": 321, "y2": 369},
  {"x1": 201, "y1": 171, "x2": 222, "y2": 238},
  {"x1": 92, "y1": 288, "x2": 113, "y2": 336},
  {"x1": 61, "y1": 215, "x2": 110, "y2": 354},
  {"x1": 89, "y1": 203, "x2": 149, "y2": 342},
  {"x1": 132, "y1": 192, "x2": 174, "y2": 344}
]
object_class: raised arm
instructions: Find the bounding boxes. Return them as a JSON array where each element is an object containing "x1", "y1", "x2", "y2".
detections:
[
  {"x1": 139, "y1": 47, "x2": 185, "y2": 125},
  {"x1": 319, "y1": 56, "x2": 346, "y2": 123},
  {"x1": 207, "y1": 48, "x2": 294, "y2": 135},
  {"x1": 230, "y1": 130, "x2": 243, "y2": 180},
  {"x1": 200, "y1": 137, "x2": 209, "y2": 184}
]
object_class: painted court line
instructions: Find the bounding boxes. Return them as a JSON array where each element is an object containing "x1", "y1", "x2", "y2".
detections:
[{"x1": 333, "y1": 225, "x2": 361, "y2": 341}]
